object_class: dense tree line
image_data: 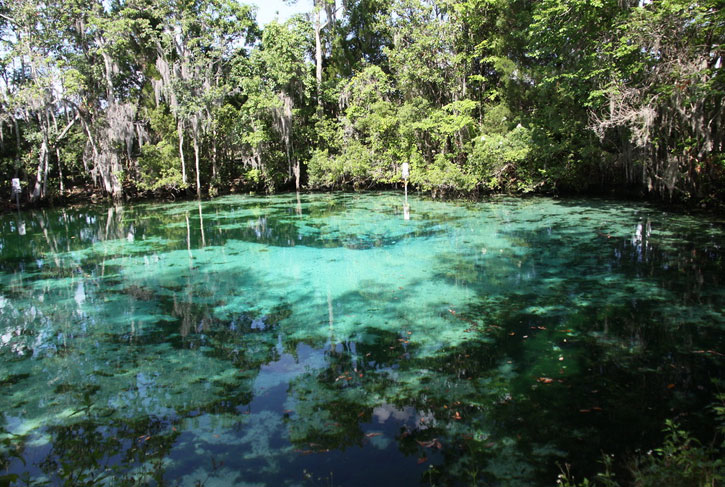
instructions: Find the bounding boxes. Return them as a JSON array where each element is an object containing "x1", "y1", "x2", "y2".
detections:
[{"x1": 0, "y1": 0, "x2": 723, "y2": 205}]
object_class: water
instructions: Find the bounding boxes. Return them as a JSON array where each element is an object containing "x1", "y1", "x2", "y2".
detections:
[{"x1": 0, "y1": 192, "x2": 722, "y2": 486}]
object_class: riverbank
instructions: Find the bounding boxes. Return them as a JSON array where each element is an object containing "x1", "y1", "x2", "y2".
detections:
[{"x1": 4, "y1": 181, "x2": 725, "y2": 219}]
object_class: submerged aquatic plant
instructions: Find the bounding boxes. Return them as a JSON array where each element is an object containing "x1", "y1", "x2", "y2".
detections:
[{"x1": 0, "y1": 193, "x2": 723, "y2": 486}]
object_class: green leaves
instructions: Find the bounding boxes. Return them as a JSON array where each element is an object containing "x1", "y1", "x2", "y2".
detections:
[
  {"x1": 468, "y1": 124, "x2": 534, "y2": 191},
  {"x1": 0, "y1": 0, "x2": 722, "y2": 201}
]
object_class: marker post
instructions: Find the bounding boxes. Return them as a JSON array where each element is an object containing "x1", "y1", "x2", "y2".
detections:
[
  {"x1": 401, "y1": 163, "x2": 410, "y2": 220},
  {"x1": 401, "y1": 162, "x2": 409, "y2": 202},
  {"x1": 11, "y1": 178, "x2": 21, "y2": 210}
]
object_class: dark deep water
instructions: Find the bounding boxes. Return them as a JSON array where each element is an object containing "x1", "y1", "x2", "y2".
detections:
[{"x1": 0, "y1": 192, "x2": 722, "y2": 486}]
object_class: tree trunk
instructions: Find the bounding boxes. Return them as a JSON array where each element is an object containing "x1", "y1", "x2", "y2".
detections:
[
  {"x1": 211, "y1": 127, "x2": 218, "y2": 192},
  {"x1": 178, "y1": 121, "x2": 187, "y2": 185},
  {"x1": 57, "y1": 147, "x2": 64, "y2": 194},
  {"x1": 79, "y1": 115, "x2": 99, "y2": 187},
  {"x1": 50, "y1": 111, "x2": 64, "y2": 194},
  {"x1": 12, "y1": 117, "x2": 21, "y2": 177},
  {"x1": 314, "y1": 0, "x2": 323, "y2": 110},
  {"x1": 193, "y1": 134, "x2": 201, "y2": 198},
  {"x1": 31, "y1": 112, "x2": 50, "y2": 202},
  {"x1": 110, "y1": 154, "x2": 123, "y2": 201},
  {"x1": 30, "y1": 137, "x2": 49, "y2": 202}
]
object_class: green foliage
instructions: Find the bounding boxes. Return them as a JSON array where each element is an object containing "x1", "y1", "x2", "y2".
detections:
[
  {"x1": 557, "y1": 455, "x2": 619, "y2": 487},
  {"x1": 137, "y1": 143, "x2": 185, "y2": 191},
  {"x1": 557, "y1": 410, "x2": 725, "y2": 487},
  {"x1": 137, "y1": 106, "x2": 185, "y2": 191},
  {"x1": 308, "y1": 148, "x2": 343, "y2": 188},
  {"x1": 0, "y1": 0, "x2": 722, "y2": 203},
  {"x1": 482, "y1": 103, "x2": 513, "y2": 135},
  {"x1": 468, "y1": 124, "x2": 533, "y2": 191},
  {"x1": 630, "y1": 420, "x2": 724, "y2": 487},
  {"x1": 410, "y1": 151, "x2": 477, "y2": 194},
  {"x1": 308, "y1": 142, "x2": 380, "y2": 190}
]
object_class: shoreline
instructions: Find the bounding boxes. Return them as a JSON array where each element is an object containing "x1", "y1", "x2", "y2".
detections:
[{"x1": 3, "y1": 184, "x2": 724, "y2": 219}]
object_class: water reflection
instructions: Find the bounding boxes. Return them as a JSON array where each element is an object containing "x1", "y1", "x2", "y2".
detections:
[{"x1": 0, "y1": 194, "x2": 722, "y2": 486}]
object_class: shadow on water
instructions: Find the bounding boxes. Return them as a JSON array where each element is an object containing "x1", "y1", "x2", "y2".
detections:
[{"x1": 420, "y1": 196, "x2": 725, "y2": 484}]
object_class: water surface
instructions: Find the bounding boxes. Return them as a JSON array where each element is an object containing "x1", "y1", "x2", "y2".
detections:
[{"x1": 0, "y1": 192, "x2": 723, "y2": 486}]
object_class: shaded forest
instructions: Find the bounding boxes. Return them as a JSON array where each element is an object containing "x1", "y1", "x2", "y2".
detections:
[{"x1": 0, "y1": 0, "x2": 723, "y2": 206}]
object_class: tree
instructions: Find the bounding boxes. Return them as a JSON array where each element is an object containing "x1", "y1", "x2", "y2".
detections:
[
  {"x1": 151, "y1": 0, "x2": 257, "y2": 197},
  {"x1": 1, "y1": 0, "x2": 77, "y2": 201},
  {"x1": 589, "y1": 0, "x2": 725, "y2": 200},
  {"x1": 237, "y1": 18, "x2": 312, "y2": 191}
]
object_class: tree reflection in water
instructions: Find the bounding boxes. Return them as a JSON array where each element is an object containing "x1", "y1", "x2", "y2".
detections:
[{"x1": 0, "y1": 193, "x2": 722, "y2": 486}]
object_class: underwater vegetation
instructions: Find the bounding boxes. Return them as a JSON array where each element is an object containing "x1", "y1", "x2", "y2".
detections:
[{"x1": 0, "y1": 192, "x2": 722, "y2": 486}]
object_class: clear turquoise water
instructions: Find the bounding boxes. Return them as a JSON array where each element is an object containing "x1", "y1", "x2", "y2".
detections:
[{"x1": 0, "y1": 192, "x2": 722, "y2": 486}]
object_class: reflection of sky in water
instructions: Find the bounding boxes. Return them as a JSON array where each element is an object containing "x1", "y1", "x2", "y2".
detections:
[{"x1": 0, "y1": 193, "x2": 723, "y2": 486}]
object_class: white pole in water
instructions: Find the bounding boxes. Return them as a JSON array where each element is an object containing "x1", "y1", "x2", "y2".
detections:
[
  {"x1": 11, "y1": 178, "x2": 21, "y2": 210},
  {"x1": 401, "y1": 162, "x2": 410, "y2": 219},
  {"x1": 401, "y1": 162, "x2": 409, "y2": 202},
  {"x1": 12, "y1": 178, "x2": 26, "y2": 235}
]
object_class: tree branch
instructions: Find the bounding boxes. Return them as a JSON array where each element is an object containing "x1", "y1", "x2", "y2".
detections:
[{"x1": 53, "y1": 112, "x2": 80, "y2": 146}]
